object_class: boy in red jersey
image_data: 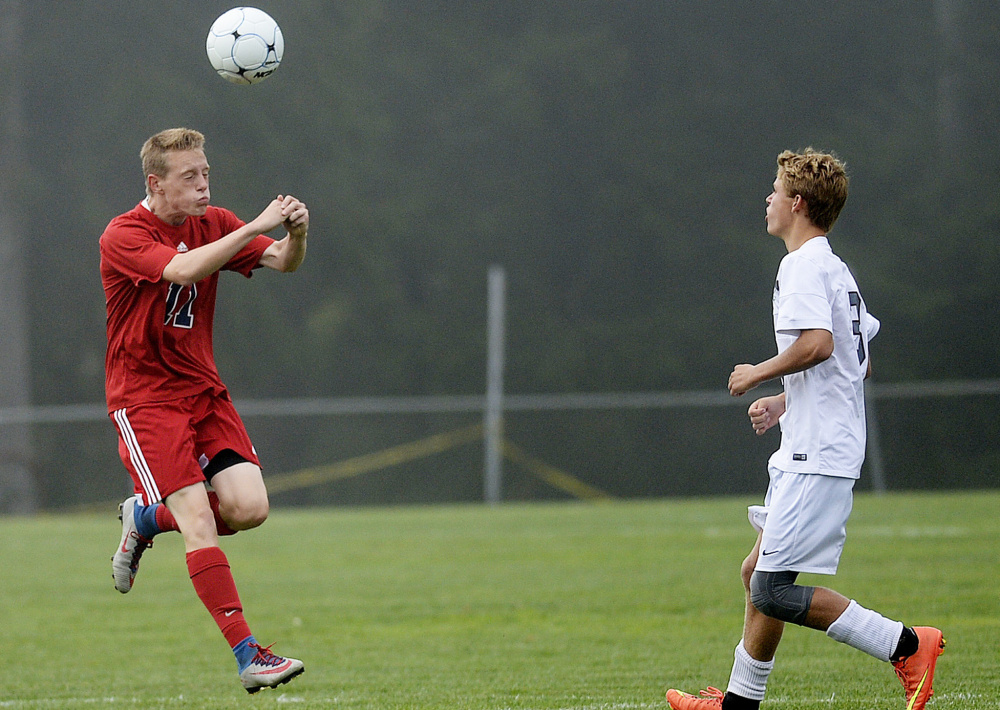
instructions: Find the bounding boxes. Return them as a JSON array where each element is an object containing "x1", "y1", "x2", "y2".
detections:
[{"x1": 101, "y1": 128, "x2": 307, "y2": 693}]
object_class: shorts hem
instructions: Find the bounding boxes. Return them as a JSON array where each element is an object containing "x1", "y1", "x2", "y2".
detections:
[{"x1": 755, "y1": 563, "x2": 838, "y2": 576}]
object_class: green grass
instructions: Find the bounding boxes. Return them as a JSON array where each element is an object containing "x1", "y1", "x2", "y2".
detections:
[{"x1": 1, "y1": 492, "x2": 997, "y2": 709}]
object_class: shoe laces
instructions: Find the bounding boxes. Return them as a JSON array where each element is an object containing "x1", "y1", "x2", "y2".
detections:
[
  {"x1": 249, "y1": 642, "x2": 285, "y2": 668},
  {"x1": 892, "y1": 659, "x2": 923, "y2": 697},
  {"x1": 128, "y1": 533, "x2": 152, "y2": 570},
  {"x1": 893, "y1": 655, "x2": 934, "y2": 703},
  {"x1": 892, "y1": 664, "x2": 910, "y2": 691},
  {"x1": 699, "y1": 687, "x2": 724, "y2": 702}
]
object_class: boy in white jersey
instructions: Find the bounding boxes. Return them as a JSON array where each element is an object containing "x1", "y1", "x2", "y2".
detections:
[{"x1": 666, "y1": 150, "x2": 944, "y2": 710}]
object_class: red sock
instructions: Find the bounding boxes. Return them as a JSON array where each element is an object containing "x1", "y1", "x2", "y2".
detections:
[
  {"x1": 186, "y1": 546, "x2": 252, "y2": 648},
  {"x1": 154, "y1": 503, "x2": 180, "y2": 532}
]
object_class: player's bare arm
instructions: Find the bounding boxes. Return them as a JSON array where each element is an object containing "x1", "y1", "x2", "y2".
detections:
[
  {"x1": 728, "y1": 328, "x2": 834, "y2": 396},
  {"x1": 747, "y1": 393, "x2": 785, "y2": 435},
  {"x1": 259, "y1": 194, "x2": 309, "y2": 273},
  {"x1": 161, "y1": 199, "x2": 288, "y2": 285}
]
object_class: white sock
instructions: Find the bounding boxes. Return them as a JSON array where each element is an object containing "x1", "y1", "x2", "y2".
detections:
[
  {"x1": 726, "y1": 639, "x2": 774, "y2": 701},
  {"x1": 826, "y1": 600, "x2": 903, "y2": 662}
]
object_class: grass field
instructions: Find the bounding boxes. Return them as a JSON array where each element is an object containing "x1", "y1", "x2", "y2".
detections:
[{"x1": 1, "y1": 491, "x2": 997, "y2": 709}]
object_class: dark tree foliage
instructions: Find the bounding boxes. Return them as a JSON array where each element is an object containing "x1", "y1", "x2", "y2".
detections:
[{"x1": 8, "y1": 0, "x2": 999, "y2": 507}]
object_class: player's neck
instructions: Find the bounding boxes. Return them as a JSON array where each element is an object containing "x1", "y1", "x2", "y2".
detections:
[
  {"x1": 147, "y1": 196, "x2": 189, "y2": 227},
  {"x1": 781, "y1": 223, "x2": 826, "y2": 253}
]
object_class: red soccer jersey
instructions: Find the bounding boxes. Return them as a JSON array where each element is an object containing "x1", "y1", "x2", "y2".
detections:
[{"x1": 100, "y1": 201, "x2": 274, "y2": 411}]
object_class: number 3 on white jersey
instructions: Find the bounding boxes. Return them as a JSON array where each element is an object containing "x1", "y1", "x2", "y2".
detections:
[{"x1": 848, "y1": 291, "x2": 865, "y2": 366}]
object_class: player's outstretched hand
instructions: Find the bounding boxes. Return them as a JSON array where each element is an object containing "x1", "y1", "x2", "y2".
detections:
[
  {"x1": 251, "y1": 198, "x2": 288, "y2": 234},
  {"x1": 277, "y1": 194, "x2": 309, "y2": 238},
  {"x1": 748, "y1": 395, "x2": 784, "y2": 436}
]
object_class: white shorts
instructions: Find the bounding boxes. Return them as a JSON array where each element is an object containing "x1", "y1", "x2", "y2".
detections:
[{"x1": 749, "y1": 467, "x2": 855, "y2": 576}]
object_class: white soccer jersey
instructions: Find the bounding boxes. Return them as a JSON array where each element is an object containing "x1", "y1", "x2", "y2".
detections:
[{"x1": 769, "y1": 237, "x2": 879, "y2": 479}]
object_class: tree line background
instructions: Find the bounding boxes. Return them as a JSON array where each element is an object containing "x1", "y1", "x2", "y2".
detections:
[{"x1": 3, "y1": 0, "x2": 999, "y2": 510}]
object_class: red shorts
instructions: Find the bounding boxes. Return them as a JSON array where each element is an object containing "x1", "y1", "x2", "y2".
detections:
[{"x1": 110, "y1": 390, "x2": 260, "y2": 505}]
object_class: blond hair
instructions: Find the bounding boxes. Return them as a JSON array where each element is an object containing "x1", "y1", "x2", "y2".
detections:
[
  {"x1": 140, "y1": 128, "x2": 206, "y2": 197},
  {"x1": 776, "y1": 148, "x2": 848, "y2": 233}
]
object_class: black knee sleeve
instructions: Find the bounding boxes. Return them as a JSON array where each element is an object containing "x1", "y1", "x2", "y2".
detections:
[{"x1": 749, "y1": 569, "x2": 816, "y2": 625}]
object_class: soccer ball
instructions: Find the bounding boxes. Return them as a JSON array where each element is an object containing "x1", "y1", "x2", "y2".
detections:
[{"x1": 206, "y1": 7, "x2": 284, "y2": 85}]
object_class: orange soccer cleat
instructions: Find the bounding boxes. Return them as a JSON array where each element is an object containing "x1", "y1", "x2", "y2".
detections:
[
  {"x1": 892, "y1": 626, "x2": 946, "y2": 710},
  {"x1": 666, "y1": 686, "x2": 724, "y2": 709}
]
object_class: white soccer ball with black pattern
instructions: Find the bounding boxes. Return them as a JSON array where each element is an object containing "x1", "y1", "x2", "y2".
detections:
[{"x1": 206, "y1": 7, "x2": 284, "y2": 85}]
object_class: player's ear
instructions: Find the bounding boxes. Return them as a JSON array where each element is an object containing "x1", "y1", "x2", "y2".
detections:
[{"x1": 147, "y1": 173, "x2": 162, "y2": 195}]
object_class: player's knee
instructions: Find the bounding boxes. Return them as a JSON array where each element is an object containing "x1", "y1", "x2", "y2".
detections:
[
  {"x1": 218, "y1": 492, "x2": 269, "y2": 530},
  {"x1": 248, "y1": 498, "x2": 269, "y2": 527},
  {"x1": 230, "y1": 498, "x2": 269, "y2": 529},
  {"x1": 749, "y1": 570, "x2": 815, "y2": 624}
]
